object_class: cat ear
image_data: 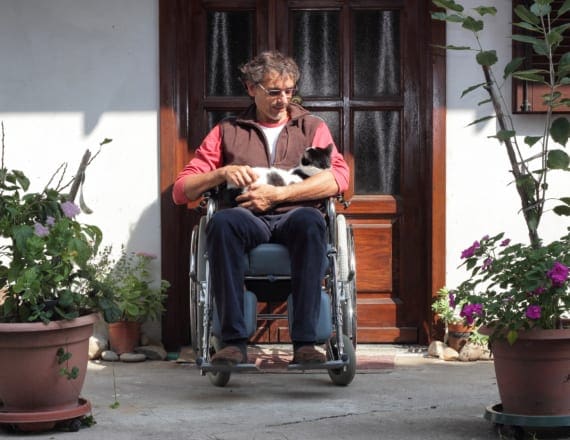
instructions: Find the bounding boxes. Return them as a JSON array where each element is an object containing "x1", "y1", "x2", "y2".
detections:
[{"x1": 325, "y1": 143, "x2": 333, "y2": 153}]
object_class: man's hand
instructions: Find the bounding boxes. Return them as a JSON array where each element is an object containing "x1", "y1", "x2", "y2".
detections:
[
  {"x1": 236, "y1": 183, "x2": 283, "y2": 213},
  {"x1": 223, "y1": 165, "x2": 258, "y2": 188}
]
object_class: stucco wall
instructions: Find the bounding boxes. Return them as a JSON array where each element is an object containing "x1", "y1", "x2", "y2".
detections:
[
  {"x1": 0, "y1": 0, "x2": 161, "y2": 339},
  {"x1": 445, "y1": 0, "x2": 568, "y2": 288}
]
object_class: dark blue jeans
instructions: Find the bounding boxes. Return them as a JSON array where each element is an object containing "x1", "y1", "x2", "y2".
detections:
[{"x1": 205, "y1": 207, "x2": 327, "y2": 344}]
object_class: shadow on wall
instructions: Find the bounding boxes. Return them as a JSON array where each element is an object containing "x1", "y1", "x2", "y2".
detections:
[{"x1": 123, "y1": 198, "x2": 165, "y2": 344}]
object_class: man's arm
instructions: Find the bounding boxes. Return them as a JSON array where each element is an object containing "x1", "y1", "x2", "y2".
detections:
[
  {"x1": 179, "y1": 165, "x2": 260, "y2": 202},
  {"x1": 173, "y1": 125, "x2": 261, "y2": 204}
]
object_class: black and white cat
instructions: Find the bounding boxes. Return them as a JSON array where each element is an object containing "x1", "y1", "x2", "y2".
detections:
[{"x1": 227, "y1": 144, "x2": 332, "y2": 190}]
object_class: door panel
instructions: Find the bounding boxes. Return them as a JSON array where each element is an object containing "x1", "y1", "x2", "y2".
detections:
[{"x1": 159, "y1": 0, "x2": 438, "y2": 348}]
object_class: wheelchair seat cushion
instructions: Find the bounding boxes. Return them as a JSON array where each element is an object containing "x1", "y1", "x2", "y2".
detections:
[
  {"x1": 244, "y1": 243, "x2": 331, "y2": 277},
  {"x1": 245, "y1": 243, "x2": 291, "y2": 276}
]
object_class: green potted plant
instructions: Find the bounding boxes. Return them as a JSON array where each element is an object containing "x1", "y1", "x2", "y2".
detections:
[
  {"x1": 93, "y1": 246, "x2": 169, "y2": 354},
  {"x1": 0, "y1": 126, "x2": 116, "y2": 431},
  {"x1": 431, "y1": 287, "x2": 474, "y2": 351},
  {"x1": 434, "y1": 0, "x2": 570, "y2": 417}
]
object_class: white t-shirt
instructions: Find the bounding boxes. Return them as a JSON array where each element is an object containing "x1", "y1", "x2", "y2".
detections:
[{"x1": 260, "y1": 122, "x2": 286, "y2": 164}]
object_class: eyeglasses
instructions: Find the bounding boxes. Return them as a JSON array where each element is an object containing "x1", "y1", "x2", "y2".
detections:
[{"x1": 257, "y1": 83, "x2": 296, "y2": 97}]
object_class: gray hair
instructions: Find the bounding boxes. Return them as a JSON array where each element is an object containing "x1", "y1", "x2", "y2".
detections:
[{"x1": 239, "y1": 51, "x2": 300, "y2": 85}]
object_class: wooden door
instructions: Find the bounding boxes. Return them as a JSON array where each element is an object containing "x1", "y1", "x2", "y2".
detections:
[{"x1": 159, "y1": 0, "x2": 445, "y2": 349}]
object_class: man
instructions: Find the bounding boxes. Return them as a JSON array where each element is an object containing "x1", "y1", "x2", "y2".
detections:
[{"x1": 172, "y1": 51, "x2": 349, "y2": 365}]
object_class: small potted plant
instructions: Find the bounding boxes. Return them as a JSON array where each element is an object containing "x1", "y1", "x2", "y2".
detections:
[
  {"x1": 0, "y1": 126, "x2": 115, "y2": 431},
  {"x1": 432, "y1": 287, "x2": 473, "y2": 351},
  {"x1": 93, "y1": 246, "x2": 169, "y2": 354}
]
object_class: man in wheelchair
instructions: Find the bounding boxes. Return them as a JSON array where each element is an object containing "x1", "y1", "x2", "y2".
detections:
[{"x1": 172, "y1": 51, "x2": 349, "y2": 367}]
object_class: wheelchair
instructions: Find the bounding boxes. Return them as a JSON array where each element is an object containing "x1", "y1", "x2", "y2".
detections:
[{"x1": 188, "y1": 190, "x2": 357, "y2": 387}]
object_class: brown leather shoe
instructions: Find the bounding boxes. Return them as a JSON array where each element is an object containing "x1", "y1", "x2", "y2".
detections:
[
  {"x1": 210, "y1": 345, "x2": 247, "y2": 366},
  {"x1": 292, "y1": 345, "x2": 326, "y2": 364}
]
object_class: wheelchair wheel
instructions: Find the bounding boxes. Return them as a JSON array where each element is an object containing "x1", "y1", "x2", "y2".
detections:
[
  {"x1": 207, "y1": 336, "x2": 231, "y2": 387},
  {"x1": 189, "y1": 224, "x2": 203, "y2": 354},
  {"x1": 327, "y1": 334, "x2": 356, "y2": 386},
  {"x1": 336, "y1": 215, "x2": 357, "y2": 347}
]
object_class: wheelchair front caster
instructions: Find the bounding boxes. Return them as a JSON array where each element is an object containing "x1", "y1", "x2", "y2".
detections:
[
  {"x1": 327, "y1": 334, "x2": 356, "y2": 386},
  {"x1": 207, "y1": 336, "x2": 232, "y2": 387}
]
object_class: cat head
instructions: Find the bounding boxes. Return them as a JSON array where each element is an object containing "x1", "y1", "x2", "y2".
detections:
[{"x1": 297, "y1": 144, "x2": 333, "y2": 176}]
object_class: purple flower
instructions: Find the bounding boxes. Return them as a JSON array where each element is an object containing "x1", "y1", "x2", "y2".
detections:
[
  {"x1": 60, "y1": 201, "x2": 80, "y2": 218},
  {"x1": 532, "y1": 286, "x2": 546, "y2": 296},
  {"x1": 526, "y1": 305, "x2": 541, "y2": 320},
  {"x1": 482, "y1": 257, "x2": 493, "y2": 270},
  {"x1": 481, "y1": 234, "x2": 490, "y2": 241},
  {"x1": 500, "y1": 238, "x2": 511, "y2": 247},
  {"x1": 460, "y1": 303, "x2": 483, "y2": 325},
  {"x1": 33, "y1": 222, "x2": 50, "y2": 237},
  {"x1": 448, "y1": 292, "x2": 456, "y2": 309},
  {"x1": 547, "y1": 262, "x2": 569, "y2": 287},
  {"x1": 461, "y1": 241, "x2": 480, "y2": 259},
  {"x1": 46, "y1": 216, "x2": 55, "y2": 226}
]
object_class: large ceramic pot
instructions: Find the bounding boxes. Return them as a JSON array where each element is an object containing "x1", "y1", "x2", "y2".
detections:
[
  {"x1": 489, "y1": 327, "x2": 570, "y2": 416},
  {"x1": 0, "y1": 313, "x2": 98, "y2": 430}
]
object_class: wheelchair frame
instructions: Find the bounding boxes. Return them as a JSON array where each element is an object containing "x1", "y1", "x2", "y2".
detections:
[{"x1": 188, "y1": 193, "x2": 357, "y2": 386}]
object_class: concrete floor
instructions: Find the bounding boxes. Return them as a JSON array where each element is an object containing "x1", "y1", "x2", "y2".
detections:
[{"x1": 2, "y1": 345, "x2": 570, "y2": 440}]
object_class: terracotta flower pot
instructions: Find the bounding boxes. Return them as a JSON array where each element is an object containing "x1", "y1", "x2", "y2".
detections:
[
  {"x1": 446, "y1": 323, "x2": 473, "y2": 352},
  {"x1": 108, "y1": 321, "x2": 141, "y2": 354},
  {"x1": 490, "y1": 328, "x2": 570, "y2": 416},
  {"x1": 0, "y1": 313, "x2": 98, "y2": 430}
]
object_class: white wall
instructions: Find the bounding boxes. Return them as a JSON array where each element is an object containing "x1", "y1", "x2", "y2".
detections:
[
  {"x1": 445, "y1": 0, "x2": 569, "y2": 288},
  {"x1": 0, "y1": 1, "x2": 161, "y2": 337}
]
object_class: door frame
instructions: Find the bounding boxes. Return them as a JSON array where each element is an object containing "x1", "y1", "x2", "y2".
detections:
[{"x1": 158, "y1": 0, "x2": 446, "y2": 350}]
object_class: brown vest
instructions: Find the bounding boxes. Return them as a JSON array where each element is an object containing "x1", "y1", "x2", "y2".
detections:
[{"x1": 219, "y1": 103, "x2": 322, "y2": 170}]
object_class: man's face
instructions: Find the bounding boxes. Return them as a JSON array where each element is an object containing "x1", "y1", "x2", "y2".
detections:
[{"x1": 247, "y1": 71, "x2": 296, "y2": 124}]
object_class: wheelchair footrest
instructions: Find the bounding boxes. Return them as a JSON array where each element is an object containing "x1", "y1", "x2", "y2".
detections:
[
  {"x1": 287, "y1": 358, "x2": 349, "y2": 371},
  {"x1": 198, "y1": 360, "x2": 260, "y2": 373}
]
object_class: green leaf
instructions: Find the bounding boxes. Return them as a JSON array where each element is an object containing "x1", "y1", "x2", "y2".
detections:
[
  {"x1": 467, "y1": 115, "x2": 495, "y2": 126},
  {"x1": 462, "y1": 16, "x2": 484, "y2": 32},
  {"x1": 432, "y1": 12, "x2": 465, "y2": 23},
  {"x1": 507, "y1": 329, "x2": 519, "y2": 345},
  {"x1": 512, "y1": 71, "x2": 545, "y2": 82},
  {"x1": 443, "y1": 44, "x2": 473, "y2": 50},
  {"x1": 524, "y1": 136, "x2": 543, "y2": 147},
  {"x1": 476, "y1": 50, "x2": 497, "y2": 66},
  {"x1": 530, "y1": 2, "x2": 551, "y2": 17},
  {"x1": 533, "y1": 40, "x2": 550, "y2": 56},
  {"x1": 547, "y1": 30, "x2": 563, "y2": 48},
  {"x1": 432, "y1": 0, "x2": 464, "y2": 12},
  {"x1": 460, "y1": 82, "x2": 487, "y2": 98},
  {"x1": 554, "y1": 205, "x2": 570, "y2": 215},
  {"x1": 100, "y1": 138, "x2": 113, "y2": 146},
  {"x1": 504, "y1": 57, "x2": 525, "y2": 79},
  {"x1": 477, "y1": 98, "x2": 492, "y2": 106},
  {"x1": 560, "y1": 197, "x2": 570, "y2": 205},
  {"x1": 473, "y1": 6, "x2": 497, "y2": 16},
  {"x1": 550, "y1": 117, "x2": 570, "y2": 145},
  {"x1": 514, "y1": 5, "x2": 540, "y2": 25},
  {"x1": 547, "y1": 149, "x2": 570, "y2": 169},
  {"x1": 513, "y1": 22, "x2": 541, "y2": 32},
  {"x1": 58, "y1": 290, "x2": 74, "y2": 307},
  {"x1": 551, "y1": 23, "x2": 570, "y2": 37},
  {"x1": 491, "y1": 130, "x2": 516, "y2": 142},
  {"x1": 511, "y1": 34, "x2": 542, "y2": 45},
  {"x1": 559, "y1": 0, "x2": 570, "y2": 16}
]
